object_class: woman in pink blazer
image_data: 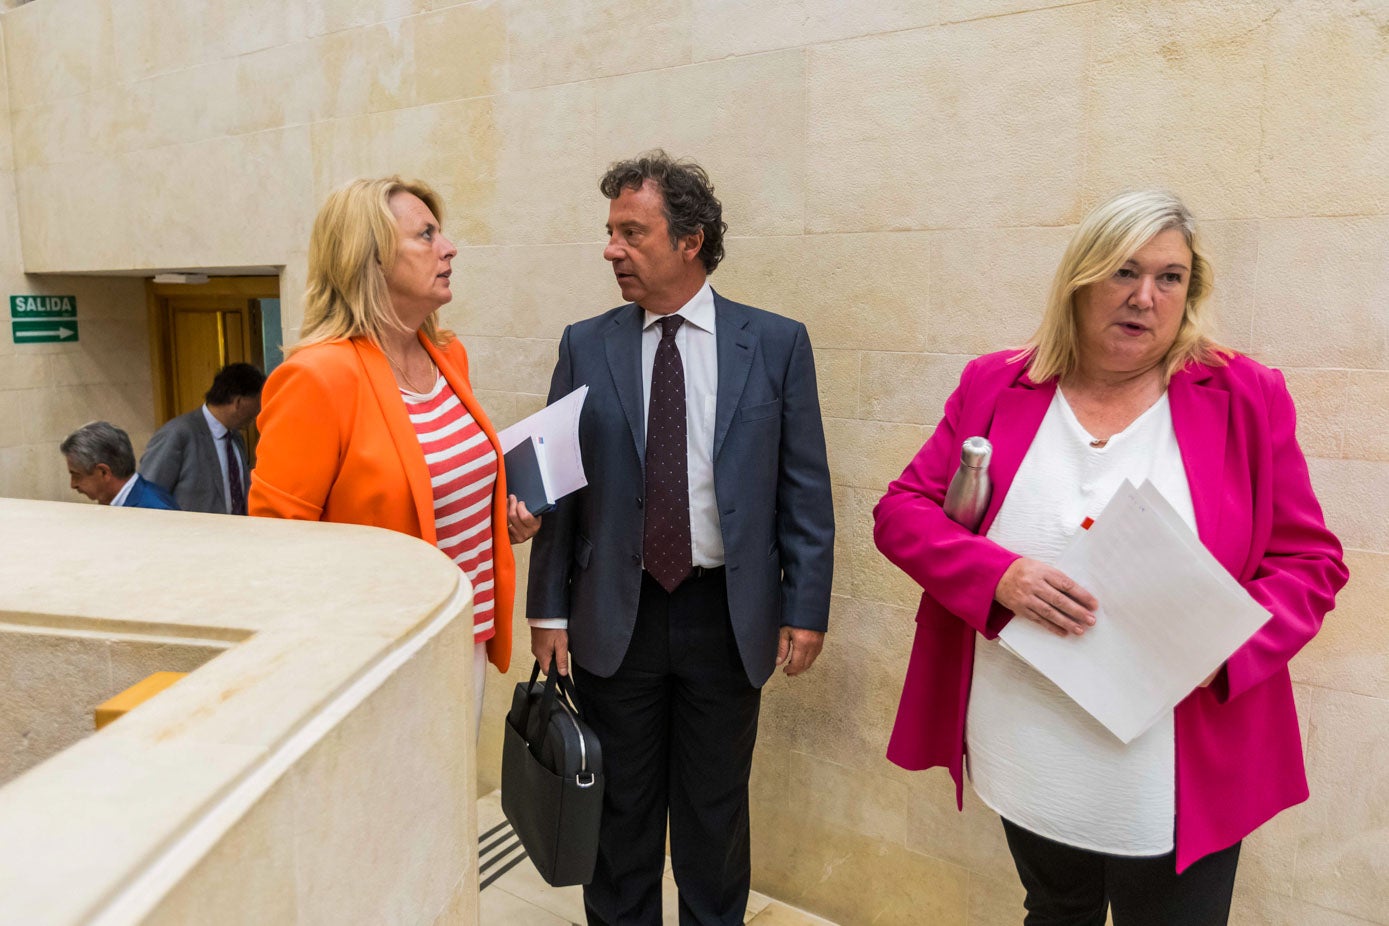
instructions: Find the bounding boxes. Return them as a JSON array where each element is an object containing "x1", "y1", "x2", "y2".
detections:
[{"x1": 874, "y1": 191, "x2": 1347, "y2": 925}]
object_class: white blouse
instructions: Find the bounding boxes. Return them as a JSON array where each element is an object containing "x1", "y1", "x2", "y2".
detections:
[{"x1": 966, "y1": 389, "x2": 1197, "y2": 856}]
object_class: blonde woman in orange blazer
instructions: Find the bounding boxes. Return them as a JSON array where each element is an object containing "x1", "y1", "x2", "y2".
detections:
[{"x1": 250, "y1": 177, "x2": 539, "y2": 733}]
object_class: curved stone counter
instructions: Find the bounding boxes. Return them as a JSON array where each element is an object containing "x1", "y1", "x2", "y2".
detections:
[{"x1": 0, "y1": 498, "x2": 477, "y2": 926}]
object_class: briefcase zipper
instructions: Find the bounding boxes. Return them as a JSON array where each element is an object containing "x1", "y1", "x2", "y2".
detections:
[{"x1": 555, "y1": 700, "x2": 596, "y2": 788}]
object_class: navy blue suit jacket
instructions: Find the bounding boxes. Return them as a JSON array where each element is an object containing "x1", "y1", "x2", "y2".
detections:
[
  {"x1": 121, "y1": 475, "x2": 181, "y2": 511},
  {"x1": 527, "y1": 291, "x2": 834, "y2": 686}
]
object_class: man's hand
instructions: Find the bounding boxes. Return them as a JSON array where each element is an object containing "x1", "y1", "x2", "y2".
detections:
[
  {"x1": 507, "y1": 495, "x2": 542, "y2": 543},
  {"x1": 776, "y1": 627, "x2": 824, "y2": 677},
  {"x1": 994, "y1": 557, "x2": 1098, "y2": 637},
  {"x1": 531, "y1": 627, "x2": 570, "y2": 676}
]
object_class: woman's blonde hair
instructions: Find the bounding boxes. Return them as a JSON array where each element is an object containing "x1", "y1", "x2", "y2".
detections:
[
  {"x1": 290, "y1": 176, "x2": 452, "y2": 355},
  {"x1": 1023, "y1": 189, "x2": 1230, "y2": 383}
]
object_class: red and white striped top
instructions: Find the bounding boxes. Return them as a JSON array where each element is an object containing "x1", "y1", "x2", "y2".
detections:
[{"x1": 401, "y1": 376, "x2": 498, "y2": 644}]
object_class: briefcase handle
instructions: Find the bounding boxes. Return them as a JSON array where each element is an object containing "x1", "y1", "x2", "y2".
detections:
[{"x1": 522, "y1": 660, "x2": 584, "y2": 753}]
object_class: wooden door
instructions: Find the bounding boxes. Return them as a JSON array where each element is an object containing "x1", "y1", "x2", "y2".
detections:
[{"x1": 148, "y1": 277, "x2": 279, "y2": 463}]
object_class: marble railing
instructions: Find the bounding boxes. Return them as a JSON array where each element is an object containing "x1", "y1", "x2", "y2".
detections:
[{"x1": 0, "y1": 498, "x2": 477, "y2": 925}]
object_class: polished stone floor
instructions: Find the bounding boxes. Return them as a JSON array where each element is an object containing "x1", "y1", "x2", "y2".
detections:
[{"x1": 478, "y1": 792, "x2": 838, "y2": 925}]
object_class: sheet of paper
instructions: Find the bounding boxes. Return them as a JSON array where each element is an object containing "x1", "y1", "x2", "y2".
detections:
[
  {"x1": 998, "y1": 479, "x2": 1271, "y2": 744},
  {"x1": 497, "y1": 386, "x2": 589, "y2": 499}
]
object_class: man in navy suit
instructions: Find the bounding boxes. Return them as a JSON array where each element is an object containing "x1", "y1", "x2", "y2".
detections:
[
  {"x1": 62, "y1": 421, "x2": 180, "y2": 510},
  {"x1": 528, "y1": 151, "x2": 834, "y2": 925}
]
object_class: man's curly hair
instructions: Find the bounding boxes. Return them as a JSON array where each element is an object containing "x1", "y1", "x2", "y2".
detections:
[{"x1": 599, "y1": 150, "x2": 727, "y2": 274}]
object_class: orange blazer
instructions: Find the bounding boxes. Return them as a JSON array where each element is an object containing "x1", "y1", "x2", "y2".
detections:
[{"x1": 249, "y1": 333, "x2": 515, "y2": 672}]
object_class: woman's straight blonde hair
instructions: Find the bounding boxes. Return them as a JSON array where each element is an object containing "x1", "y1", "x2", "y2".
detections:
[
  {"x1": 290, "y1": 176, "x2": 452, "y2": 355},
  {"x1": 1022, "y1": 189, "x2": 1231, "y2": 383}
]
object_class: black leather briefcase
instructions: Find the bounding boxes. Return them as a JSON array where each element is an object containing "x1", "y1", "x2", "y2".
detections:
[{"x1": 501, "y1": 661, "x2": 604, "y2": 886}]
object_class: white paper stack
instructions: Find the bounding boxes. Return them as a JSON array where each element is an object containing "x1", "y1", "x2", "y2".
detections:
[
  {"x1": 998, "y1": 480, "x2": 1270, "y2": 743},
  {"x1": 497, "y1": 386, "x2": 590, "y2": 500}
]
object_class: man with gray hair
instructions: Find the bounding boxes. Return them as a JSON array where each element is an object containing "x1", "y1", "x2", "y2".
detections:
[{"x1": 61, "y1": 421, "x2": 179, "y2": 510}]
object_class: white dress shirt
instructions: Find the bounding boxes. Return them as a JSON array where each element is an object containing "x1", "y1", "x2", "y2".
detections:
[
  {"x1": 530, "y1": 281, "x2": 723, "y2": 630},
  {"x1": 202, "y1": 404, "x2": 244, "y2": 513},
  {"x1": 641, "y1": 281, "x2": 723, "y2": 568},
  {"x1": 966, "y1": 390, "x2": 1193, "y2": 856},
  {"x1": 109, "y1": 473, "x2": 140, "y2": 507}
]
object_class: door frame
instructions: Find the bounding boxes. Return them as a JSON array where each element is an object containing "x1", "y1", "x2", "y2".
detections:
[{"x1": 146, "y1": 276, "x2": 280, "y2": 426}]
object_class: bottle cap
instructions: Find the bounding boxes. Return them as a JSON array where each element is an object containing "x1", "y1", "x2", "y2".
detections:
[{"x1": 961, "y1": 436, "x2": 992, "y2": 468}]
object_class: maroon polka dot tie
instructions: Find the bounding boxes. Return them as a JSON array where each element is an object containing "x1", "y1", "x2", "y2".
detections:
[{"x1": 643, "y1": 315, "x2": 692, "y2": 593}]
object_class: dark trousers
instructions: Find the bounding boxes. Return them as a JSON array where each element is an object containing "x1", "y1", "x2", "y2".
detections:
[
  {"x1": 1002, "y1": 819, "x2": 1241, "y2": 926},
  {"x1": 574, "y1": 569, "x2": 761, "y2": 926}
]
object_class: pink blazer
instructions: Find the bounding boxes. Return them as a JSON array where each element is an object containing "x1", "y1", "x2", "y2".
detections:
[{"x1": 873, "y1": 350, "x2": 1347, "y2": 871}]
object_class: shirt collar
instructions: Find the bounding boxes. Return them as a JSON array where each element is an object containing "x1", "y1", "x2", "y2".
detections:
[
  {"x1": 642, "y1": 281, "x2": 714, "y2": 334},
  {"x1": 201, "y1": 404, "x2": 229, "y2": 440},
  {"x1": 110, "y1": 473, "x2": 140, "y2": 507}
]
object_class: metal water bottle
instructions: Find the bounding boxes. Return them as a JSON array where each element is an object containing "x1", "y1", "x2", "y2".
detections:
[{"x1": 943, "y1": 436, "x2": 992, "y2": 533}]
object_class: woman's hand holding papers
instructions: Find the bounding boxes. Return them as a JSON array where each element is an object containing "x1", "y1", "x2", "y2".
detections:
[
  {"x1": 995, "y1": 558, "x2": 1099, "y2": 638},
  {"x1": 507, "y1": 495, "x2": 542, "y2": 543}
]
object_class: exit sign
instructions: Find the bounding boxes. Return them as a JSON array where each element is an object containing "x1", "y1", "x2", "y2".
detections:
[
  {"x1": 12, "y1": 320, "x2": 79, "y2": 343},
  {"x1": 10, "y1": 295, "x2": 77, "y2": 318},
  {"x1": 11, "y1": 295, "x2": 79, "y2": 343}
]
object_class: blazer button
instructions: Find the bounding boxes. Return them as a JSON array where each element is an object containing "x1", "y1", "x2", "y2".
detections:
[
  {"x1": 636, "y1": 496, "x2": 643, "y2": 509},
  {"x1": 631, "y1": 554, "x2": 641, "y2": 566}
]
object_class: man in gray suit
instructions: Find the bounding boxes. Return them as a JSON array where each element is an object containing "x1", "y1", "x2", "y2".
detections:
[
  {"x1": 528, "y1": 151, "x2": 834, "y2": 925},
  {"x1": 139, "y1": 362, "x2": 265, "y2": 515}
]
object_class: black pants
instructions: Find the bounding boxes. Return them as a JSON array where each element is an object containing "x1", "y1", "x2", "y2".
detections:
[
  {"x1": 574, "y1": 569, "x2": 761, "y2": 926},
  {"x1": 1002, "y1": 819, "x2": 1241, "y2": 926}
]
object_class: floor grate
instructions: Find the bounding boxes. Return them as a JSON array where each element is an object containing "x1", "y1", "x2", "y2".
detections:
[{"x1": 478, "y1": 819, "x2": 530, "y2": 891}]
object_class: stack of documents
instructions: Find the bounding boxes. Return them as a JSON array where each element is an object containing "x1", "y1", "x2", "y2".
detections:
[
  {"x1": 998, "y1": 480, "x2": 1270, "y2": 743},
  {"x1": 503, "y1": 437, "x2": 557, "y2": 515},
  {"x1": 498, "y1": 387, "x2": 589, "y2": 514}
]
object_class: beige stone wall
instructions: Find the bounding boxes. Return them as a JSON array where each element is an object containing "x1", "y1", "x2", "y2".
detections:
[
  {"x1": 0, "y1": 14, "x2": 156, "y2": 503},
  {"x1": 3, "y1": 0, "x2": 1386, "y2": 923},
  {"x1": 0, "y1": 273, "x2": 156, "y2": 502},
  {"x1": 0, "y1": 627, "x2": 224, "y2": 785}
]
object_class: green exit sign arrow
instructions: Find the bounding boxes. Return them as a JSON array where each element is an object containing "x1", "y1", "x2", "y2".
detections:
[
  {"x1": 10, "y1": 295, "x2": 77, "y2": 318},
  {"x1": 12, "y1": 320, "x2": 79, "y2": 343}
]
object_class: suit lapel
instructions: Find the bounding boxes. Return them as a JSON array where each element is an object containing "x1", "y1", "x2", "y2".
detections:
[
  {"x1": 124, "y1": 476, "x2": 143, "y2": 508},
  {"x1": 425, "y1": 334, "x2": 502, "y2": 470},
  {"x1": 979, "y1": 371, "x2": 1056, "y2": 532},
  {"x1": 604, "y1": 304, "x2": 647, "y2": 466},
  {"x1": 1168, "y1": 364, "x2": 1228, "y2": 549},
  {"x1": 975, "y1": 363, "x2": 1230, "y2": 546},
  {"x1": 194, "y1": 410, "x2": 228, "y2": 513},
  {"x1": 426, "y1": 336, "x2": 480, "y2": 428},
  {"x1": 713, "y1": 292, "x2": 755, "y2": 461},
  {"x1": 230, "y1": 431, "x2": 249, "y2": 494},
  {"x1": 353, "y1": 339, "x2": 437, "y2": 543}
]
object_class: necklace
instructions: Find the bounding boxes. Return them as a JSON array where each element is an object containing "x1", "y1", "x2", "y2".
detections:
[
  {"x1": 384, "y1": 347, "x2": 437, "y2": 393},
  {"x1": 1089, "y1": 437, "x2": 1109, "y2": 449}
]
